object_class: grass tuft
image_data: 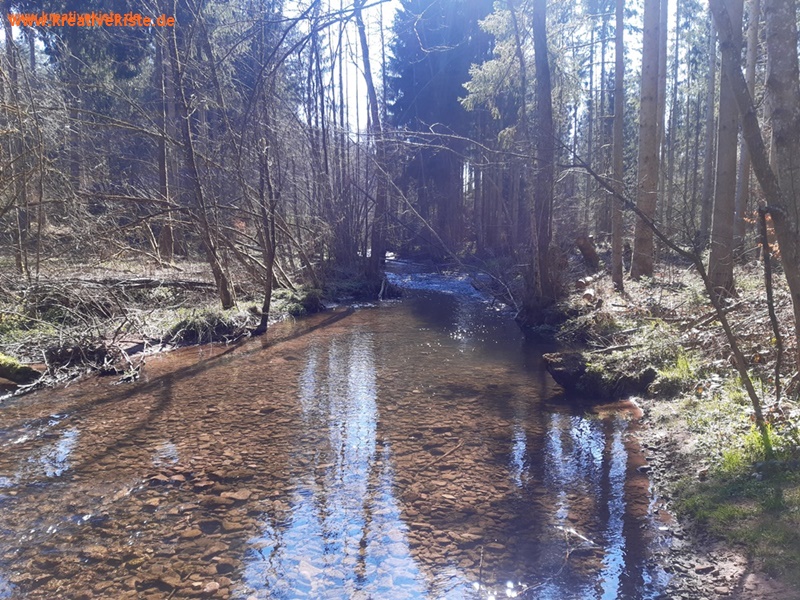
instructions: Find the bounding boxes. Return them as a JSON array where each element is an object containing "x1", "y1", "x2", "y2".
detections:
[{"x1": 165, "y1": 309, "x2": 247, "y2": 345}]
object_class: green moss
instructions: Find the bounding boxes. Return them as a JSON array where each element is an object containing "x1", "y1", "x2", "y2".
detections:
[
  {"x1": 652, "y1": 351, "x2": 697, "y2": 396},
  {"x1": 0, "y1": 311, "x2": 27, "y2": 337},
  {"x1": 272, "y1": 286, "x2": 325, "y2": 318},
  {"x1": 0, "y1": 353, "x2": 41, "y2": 384},
  {"x1": 572, "y1": 321, "x2": 681, "y2": 399},
  {"x1": 165, "y1": 310, "x2": 243, "y2": 344},
  {"x1": 557, "y1": 311, "x2": 623, "y2": 345}
]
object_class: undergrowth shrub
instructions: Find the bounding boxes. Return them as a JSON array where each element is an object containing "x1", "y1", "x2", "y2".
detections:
[
  {"x1": 166, "y1": 310, "x2": 245, "y2": 344},
  {"x1": 651, "y1": 351, "x2": 697, "y2": 396},
  {"x1": 272, "y1": 287, "x2": 324, "y2": 317}
]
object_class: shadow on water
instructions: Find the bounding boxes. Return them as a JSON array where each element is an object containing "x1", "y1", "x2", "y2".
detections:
[
  {"x1": 0, "y1": 267, "x2": 669, "y2": 599},
  {"x1": 0, "y1": 308, "x2": 357, "y2": 479}
]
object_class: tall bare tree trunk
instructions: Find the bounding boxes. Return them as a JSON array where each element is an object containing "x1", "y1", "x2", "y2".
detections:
[
  {"x1": 664, "y1": 0, "x2": 681, "y2": 238},
  {"x1": 733, "y1": 0, "x2": 761, "y2": 255},
  {"x1": 630, "y1": 0, "x2": 661, "y2": 279},
  {"x1": 761, "y1": 0, "x2": 800, "y2": 372},
  {"x1": 709, "y1": 0, "x2": 744, "y2": 298},
  {"x1": 699, "y1": 18, "x2": 717, "y2": 249},
  {"x1": 611, "y1": 0, "x2": 625, "y2": 291},
  {"x1": 354, "y1": 0, "x2": 387, "y2": 281},
  {"x1": 710, "y1": 0, "x2": 800, "y2": 371},
  {"x1": 656, "y1": 0, "x2": 668, "y2": 169},
  {"x1": 585, "y1": 0, "x2": 596, "y2": 235},
  {"x1": 3, "y1": 7, "x2": 29, "y2": 277},
  {"x1": 597, "y1": 2, "x2": 612, "y2": 238},
  {"x1": 253, "y1": 140, "x2": 278, "y2": 336},
  {"x1": 519, "y1": 0, "x2": 556, "y2": 323},
  {"x1": 165, "y1": 20, "x2": 234, "y2": 309},
  {"x1": 155, "y1": 35, "x2": 175, "y2": 262}
]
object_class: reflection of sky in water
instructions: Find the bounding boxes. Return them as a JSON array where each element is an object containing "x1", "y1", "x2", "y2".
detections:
[
  {"x1": 541, "y1": 413, "x2": 668, "y2": 599},
  {"x1": 240, "y1": 332, "x2": 434, "y2": 599},
  {"x1": 510, "y1": 425, "x2": 527, "y2": 489},
  {"x1": 546, "y1": 416, "x2": 604, "y2": 502},
  {"x1": 545, "y1": 414, "x2": 570, "y2": 522},
  {"x1": 241, "y1": 323, "x2": 666, "y2": 599},
  {"x1": 600, "y1": 423, "x2": 627, "y2": 599},
  {"x1": 25, "y1": 427, "x2": 79, "y2": 478},
  {"x1": 534, "y1": 414, "x2": 601, "y2": 598},
  {"x1": 152, "y1": 441, "x2": 179, "y2": 467},
  {"x1": 9, "y1": 413, "x2": 69, "y2": 446},
  {"x1": 544, "y1": 415, "x2": 613, "y2": 595},
  {"x1": 387, "y1": 268, "x2": 489, "y2": 302},
  {"x1": 0, "y1": 574, "x2": 13, "y2": 599},
  {"x1": 509, "y1": 397, "x2": 529, "y2": 489}
]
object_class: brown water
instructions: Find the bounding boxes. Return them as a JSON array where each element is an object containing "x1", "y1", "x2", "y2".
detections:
[{"x1": 0, "y1": 266, "x2": 669, "y2": 599}]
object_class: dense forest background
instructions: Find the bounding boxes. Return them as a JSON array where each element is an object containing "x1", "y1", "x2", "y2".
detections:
[{"x1": 2, "y1": 0, "x2": 800, "y2": 367}]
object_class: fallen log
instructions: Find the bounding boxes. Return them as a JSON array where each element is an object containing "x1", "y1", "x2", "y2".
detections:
[
  {"x1": 74, "y1": 277, "x2": 217, "y2": 291},
  {"x1": 0, "y1": 353, "x2": 42, "y2": 385},
  {"x1": 543, "y1": 351, "x2": 657, "y2": 400},
  {"x1": 683, "y1": 300, "x2": 745, "y2": 330}
]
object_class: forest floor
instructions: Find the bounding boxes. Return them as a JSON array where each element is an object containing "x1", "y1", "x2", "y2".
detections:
[
  {"x1": 548, "y1": 255, "x2": 800, "y2": 599},
  {"x1": 0, "y1": 257, "x2": 333, "y2": 392}
]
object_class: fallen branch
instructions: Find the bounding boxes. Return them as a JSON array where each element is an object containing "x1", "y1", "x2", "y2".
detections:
[
  {"x1": 760, "y1": 207, "x2": 783, "y2": 403},
  {"x1": 417, "y1": 439, "x2": 464, "y2": 472},
  {"x1": 589, "y1": 343, "x2": 641, "y2": 355},
  {"x1": 81, "y1": 277, "x2": 216, "y2": 291},
  {"x1": 688, "y1": 300, "x2": 745, "y2": 330}
]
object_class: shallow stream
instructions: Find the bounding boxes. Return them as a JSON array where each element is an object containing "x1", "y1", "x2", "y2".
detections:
[{"x1": 0, "y1": 263, "x2": 670, "y2": 599}]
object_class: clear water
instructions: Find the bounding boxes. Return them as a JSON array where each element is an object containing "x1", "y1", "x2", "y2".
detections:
[{"x1": 0, "y1": 265, "x2": 669, "y2": 599}]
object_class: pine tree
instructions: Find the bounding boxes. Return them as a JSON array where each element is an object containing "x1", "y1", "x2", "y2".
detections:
[{"x1": 387, "y1": 0, "x2": 494, "y2": 254}]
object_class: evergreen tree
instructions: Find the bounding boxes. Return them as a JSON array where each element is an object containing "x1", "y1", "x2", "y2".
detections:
[{"x1": 387, "y1": 0, "x2": 494, "y2": 255}]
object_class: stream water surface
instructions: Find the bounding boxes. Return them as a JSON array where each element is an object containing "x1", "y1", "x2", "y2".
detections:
[{"x1": 0, "y1": 264, "x2": 671, "y2": 599}]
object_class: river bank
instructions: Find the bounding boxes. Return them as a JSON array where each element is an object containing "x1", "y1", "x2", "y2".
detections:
[
  {"x1": 542, "y1": 258, "x2": 800, "y2": 599},
  {"x1": 0, "y1": 259, "x2": 356, "y2": 394}
]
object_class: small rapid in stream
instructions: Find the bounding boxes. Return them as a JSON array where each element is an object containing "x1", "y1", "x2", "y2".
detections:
[{"x1": 0, "y1": 262, "x2": 671, "y2": 599}]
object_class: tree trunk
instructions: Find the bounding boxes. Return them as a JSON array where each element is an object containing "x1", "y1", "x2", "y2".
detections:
[
  {"x1": 611, "y1": 0, "x2": 625, "y2": 291},
  {"x1": 708, "y1": 0, "x2": 744, "y2": 298},
  {"x1": 597, "y1": 3, "x2": 612, "y2": 238},
  {"x1": 253, "y1": 147, "x2": 278, "y2": 336},
  {"x1": 761, "y1": 0, "x2": 800, "y2": 372},
  {"x1": 709, "y1": 0, "x2": 800, "y2": 371},
  {"x1": 664, "y1": 0, "x2": 681, "y2": 238},
  {"x1": 155, "y1": 36, "x2": 175, "y2": 263},
  {"x1": 519, "y1": 0, "x2": 556, "y2": 323},
  {"x1": 3, "y1": 6, "x2": 29, "y2": 277},
  {"x1": 355, "y1": 0, "x2": 387, "y2": 281},
  {"x1": 630, "y1": 0, "x2": 661, "y2": 279},
  {"x1": 585, "y1": 0, "x2": 596, "y2": 235},
  {"x1": 165, "y1": 20, "x2": 234, "y2": 309},
  {"x1": 656, "y1": 0, "x2": 668, "y2": 166},
  {"x1": 733, "y1": 0, "x2": 761, "y2": 255},
  {"x1": 699, "y1": 17, "x2": 717, "y2": 249}
]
